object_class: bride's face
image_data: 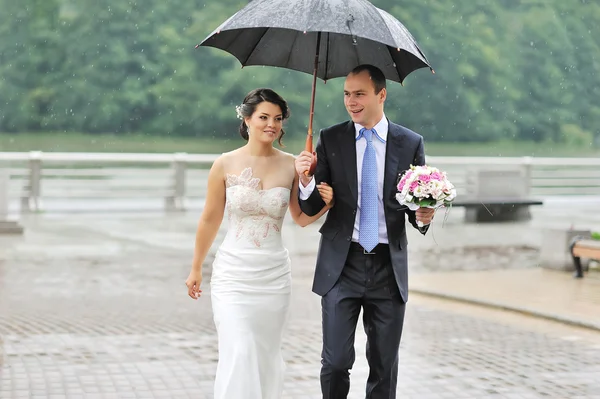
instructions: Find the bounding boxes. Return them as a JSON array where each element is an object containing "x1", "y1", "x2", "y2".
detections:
[{"x1": 245, "y1": 101, "x2": 283, "y2": 144}]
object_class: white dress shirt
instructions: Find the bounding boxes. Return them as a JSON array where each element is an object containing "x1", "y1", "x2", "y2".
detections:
[{"x1": 299, "y1": 114, "x2": 390, "y2": 244}]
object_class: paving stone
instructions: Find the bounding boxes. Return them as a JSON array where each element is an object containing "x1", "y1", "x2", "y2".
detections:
[{"x1": 1, "y1": 214, "x2": 600, "y2": 398}]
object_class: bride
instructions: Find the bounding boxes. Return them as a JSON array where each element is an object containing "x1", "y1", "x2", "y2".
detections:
[{"x1": 185, "y1": 88, "x2": 334, "y2": 398}]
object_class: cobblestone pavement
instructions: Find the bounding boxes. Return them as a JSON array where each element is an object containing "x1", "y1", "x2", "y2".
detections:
[{"x1": 1, "y1": 214, "x2": 600, "y2": 398}]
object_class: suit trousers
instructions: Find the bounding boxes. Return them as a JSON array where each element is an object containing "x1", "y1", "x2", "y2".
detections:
[{"x1": 320, "y1": 242, "x2": 406, "y2": 399}]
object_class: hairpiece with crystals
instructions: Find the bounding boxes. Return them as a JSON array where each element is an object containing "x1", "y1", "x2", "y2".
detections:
[{"x1": 235, "y1": 104, "x2": 244, "y2": 120}]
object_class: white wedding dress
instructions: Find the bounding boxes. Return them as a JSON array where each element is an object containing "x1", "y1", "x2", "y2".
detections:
[{"x1": 210, "y1": 167, "x2": 292, "y2": 399}]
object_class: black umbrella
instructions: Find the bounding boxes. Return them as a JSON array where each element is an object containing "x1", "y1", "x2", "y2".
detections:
[{"x1": 196, "y1": 0, "x2": 433, "y2": 163}]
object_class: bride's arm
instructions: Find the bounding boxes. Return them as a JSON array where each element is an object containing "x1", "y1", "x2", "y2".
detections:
[
  {"x1": 289, "y1": 173, "x2": 333, "y2": 227},
  {"x1": 185, "y1": 157, "x2": 226, "y2": 299}
]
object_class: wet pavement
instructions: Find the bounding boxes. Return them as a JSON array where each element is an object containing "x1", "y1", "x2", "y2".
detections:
[
  {"x1": 410, "y1": 268, "x2": 600, "y2": 331},
  {"x1": 1, "y1": 202, "x2": 600, "y2": 398}
]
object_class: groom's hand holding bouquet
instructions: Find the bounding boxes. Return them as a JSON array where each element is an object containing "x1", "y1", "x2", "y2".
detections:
[{"x1": 396, "y1": 164, "x2": 457, "y2": 227}]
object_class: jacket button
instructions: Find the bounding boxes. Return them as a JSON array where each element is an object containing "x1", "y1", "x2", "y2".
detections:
[{"x1": 346, "y1": 236, "x2": 351, "y2": 241}]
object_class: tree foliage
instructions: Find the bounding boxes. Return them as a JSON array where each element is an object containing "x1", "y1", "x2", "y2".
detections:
[{"x1": 1, "y1": 0, "x2": 598, "y2": 145}]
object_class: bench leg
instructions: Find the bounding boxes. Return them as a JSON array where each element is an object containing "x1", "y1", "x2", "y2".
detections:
[
  {"x1": 570, "y1": 236, "x2": 585, "y2": 279},
  {"x1": 572, "y1": 256, "x2": 584, "y2": 279}
]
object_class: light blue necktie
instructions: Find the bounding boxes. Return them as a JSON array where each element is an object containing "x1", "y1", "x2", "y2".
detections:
[{"x1": 359, "y1": 128, "x2": 378, "y2": 252}]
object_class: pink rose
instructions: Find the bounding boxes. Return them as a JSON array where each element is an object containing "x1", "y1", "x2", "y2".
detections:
[
  {"x1": 430, "y1": 172, "x2": 442, "y2": 181},
  {"x1": 397, "y1": 171, "x2": 412, "y2": 191},
  {"x1": 397, "y1": 176, "x2": 407, "y2": 191},
  {"x1": 418, "y1": 174, "x2": 431, "y2": 183}
]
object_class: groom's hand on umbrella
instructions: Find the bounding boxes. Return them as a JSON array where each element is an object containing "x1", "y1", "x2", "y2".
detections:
[
  {"x1": 295, "y1": 151, "x2": 316, "y2": 186},
  {"x1": 416, "y1": 207, "x2": 435, "y2": 225}
]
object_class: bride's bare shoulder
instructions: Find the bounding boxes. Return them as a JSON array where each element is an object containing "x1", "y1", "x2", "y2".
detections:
[
  {"x1": 275, "y1": 149, "x2": 297, "y2": 164},
  {"x1": 216, "y1": 148, "x2": 246, "y2": 169},
  {"x1": 220, "y1": 148, "x2": 244, "y2": 159},
  {"x1": 274, "y1": 150, "x2": 298, "y2": 182},
  {"x1": 208, "y1": 151, "x2": 232, "y2": 176}
]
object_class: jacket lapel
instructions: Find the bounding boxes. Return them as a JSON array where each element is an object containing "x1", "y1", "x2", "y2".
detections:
[
  {"x1": 340, "y1": 122, "x2": 358, "y2": 202},
  {"x1": 384, "y1": 123, "x2": 404, "y2": 202}
]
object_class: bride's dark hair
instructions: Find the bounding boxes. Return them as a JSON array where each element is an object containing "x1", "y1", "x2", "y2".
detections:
[{"x1": 237, "y1": 88, "x2": 290, "y2": 146}]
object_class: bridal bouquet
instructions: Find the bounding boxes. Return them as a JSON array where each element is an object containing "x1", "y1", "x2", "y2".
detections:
[{"x1": 395, "y1": 165, "x2": 457, "y2": 222}]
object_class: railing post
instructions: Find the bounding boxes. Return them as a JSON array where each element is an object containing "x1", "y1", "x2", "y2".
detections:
[
  {"x1": 0, "y1": 169, "x2": 24, "y2": 234},
  {"x1": 0, "y1": 169, "x2": 9, "y2": 221},
  {"x1": 521, "y1": 156, "x2": 533, "y2": 197},
  {"x1": 165, "y1": 152, "x2": 187, "y2": 212},
  {"x1": 21, "y1": 151, "x2": 42, "y2": 213}
]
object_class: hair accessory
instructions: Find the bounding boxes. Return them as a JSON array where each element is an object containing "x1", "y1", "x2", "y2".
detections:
[{"x1": 235, "y1": 105, "x2": 244, "y2": 120}]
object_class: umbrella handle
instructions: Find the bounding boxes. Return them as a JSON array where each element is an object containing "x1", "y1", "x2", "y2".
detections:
[
  {"x1": 303, "y1": 31, "x2": 321, "y2": 178},
  {"x1": 304, "y1": 133, "x2": 317, "y2": 177}
]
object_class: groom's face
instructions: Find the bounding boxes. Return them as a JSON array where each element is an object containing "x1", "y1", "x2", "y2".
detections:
[{"x1": 343, "y1": 70, "x2": 386, "y2": 130}]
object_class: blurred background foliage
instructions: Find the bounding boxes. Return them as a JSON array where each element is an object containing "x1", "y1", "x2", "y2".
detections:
[{"x1": 1, "y1": 0, "x2": 598, "y2": 150}]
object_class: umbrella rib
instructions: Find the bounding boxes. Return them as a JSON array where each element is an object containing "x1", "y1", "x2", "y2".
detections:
[
  {"x1": 354, "y1": 38, "x2": 361, "y2": 71},
  {"x1": 323, "y1": 32, "x2": 330, "y2": 81},
  {"x1": 373, "y1": 8, "x2": 397, "y2": 51},
  {"x1": 387, "y1": 45, "x2": 403, "y2": 83},
  {"x1": 374, "y1": 7, "x2": 430, "y2": 70},
  {"x1": 283, "y1": 30, "x2": 302, "y2": 70},
  {"x1": 242, "y1": 27, "x2": 270, "y2": 65},
  {"x1": 379, "y1": 25, "x2": 412, "y2": 82}
]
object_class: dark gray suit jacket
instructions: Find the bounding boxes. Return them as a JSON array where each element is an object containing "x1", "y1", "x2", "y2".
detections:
[{"x1": 299, "y1": 119, "x2": 428, "y2": 303}]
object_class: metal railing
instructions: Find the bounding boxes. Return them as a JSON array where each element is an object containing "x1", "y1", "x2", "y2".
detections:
[{"x1": 1, "y1": 151, "x2": 599, "y2": 213}]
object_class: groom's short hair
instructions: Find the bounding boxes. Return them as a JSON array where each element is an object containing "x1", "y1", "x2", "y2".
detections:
[{"x1": 350, "y1": 64, "x2": 386, "y2": 94}]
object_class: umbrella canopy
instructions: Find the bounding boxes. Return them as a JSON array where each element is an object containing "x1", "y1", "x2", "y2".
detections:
[
  {"x1": 196, "y1": 0, "x2": 434, "y2": 173},
  {"x1": 198, "y1": 0, "x2": 433, "y2": 83}
]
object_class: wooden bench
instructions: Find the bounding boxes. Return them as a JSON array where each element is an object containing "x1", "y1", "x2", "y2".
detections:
[
  {"x1": 453, "y1": 198, "x2": 544, "y2": 222},
  {"x1": 570, "y1": 237, "x2": 600, "y2": 278},
  {"x1": 457, "y1": 168, "x2": 543, "y2": 222}
]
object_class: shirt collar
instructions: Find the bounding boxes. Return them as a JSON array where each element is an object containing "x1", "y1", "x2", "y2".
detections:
[{"x1": 355, "y1": 114, "x2": 388, "y2": 143}]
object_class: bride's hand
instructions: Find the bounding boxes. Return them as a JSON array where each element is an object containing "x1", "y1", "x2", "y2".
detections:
[
  {"x1": 317, "y1": 182, "x2": 335, "y2": 208},
  {"x1": 185, "y1": 269, "x2": 203, "y2": 300}
]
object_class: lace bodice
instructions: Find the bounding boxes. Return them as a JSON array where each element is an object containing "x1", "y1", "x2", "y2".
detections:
[{"x1": 223, "y1": 167, "x2": 290, "y2": 248}]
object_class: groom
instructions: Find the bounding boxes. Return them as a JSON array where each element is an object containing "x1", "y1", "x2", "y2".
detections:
[{"x1": 295, "y1": 64, "x2": 434, "y2": 398}]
